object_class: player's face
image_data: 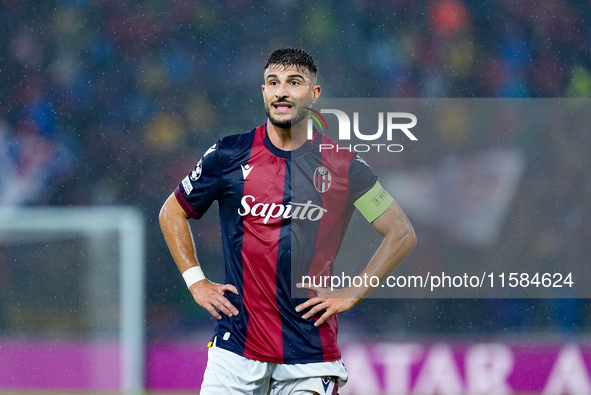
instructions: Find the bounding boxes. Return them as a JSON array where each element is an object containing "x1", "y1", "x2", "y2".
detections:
[{"x1": 262, "y1": 64, "x2": 320, "y2": 129}]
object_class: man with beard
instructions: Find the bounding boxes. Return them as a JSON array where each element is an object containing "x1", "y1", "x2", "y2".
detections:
[{"x1": 159, "y1": 47, "x2": 416, "y2": 394}]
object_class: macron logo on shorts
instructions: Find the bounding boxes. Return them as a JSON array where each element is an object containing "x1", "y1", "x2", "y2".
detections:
[
  {"x1": 322, "y1": 377, "x2": 338, "y2": 394},
  {"x1": 322, "y1": 378, "x2": 330, "y2": 392}
]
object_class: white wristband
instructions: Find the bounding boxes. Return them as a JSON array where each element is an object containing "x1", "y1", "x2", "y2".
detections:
[{"x1": 182, "y1": 266, "x2": 206, "y2": 289}]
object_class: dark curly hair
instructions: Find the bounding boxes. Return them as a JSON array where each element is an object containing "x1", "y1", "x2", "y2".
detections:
[{"x1": 264, "y1": 47, "x2": 318, "y2": 77}]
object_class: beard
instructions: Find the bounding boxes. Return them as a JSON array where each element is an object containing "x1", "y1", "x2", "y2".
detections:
[{"x1": 265, "y1": 101, "x2": 308, "y2": 129}]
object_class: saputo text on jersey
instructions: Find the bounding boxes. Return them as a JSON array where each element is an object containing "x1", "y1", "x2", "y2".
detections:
[{"x1": 238, "y1": 195, "x2": 328, "y2": 224}]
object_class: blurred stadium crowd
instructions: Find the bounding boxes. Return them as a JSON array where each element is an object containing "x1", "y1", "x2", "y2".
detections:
[{"x1": 1, "y1": 0, "x2": 590, "y2": 340}]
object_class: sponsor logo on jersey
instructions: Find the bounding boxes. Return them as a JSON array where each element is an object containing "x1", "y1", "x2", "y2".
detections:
[
  {"x1": 238, "y1": 195, "x2": 327, "y2": 224},
  {"x1": 241, "y1": 164, "x2": 254, "y2": 179},
  {"x1": 190, "y1": 159, "x2": 203, "y2": 181},
  {"x1": 314, "y1": 166, "x2": 332, "y2": 193},
  {"x1": 182, "y1": 176, "x2": 193, "y2": 195}
]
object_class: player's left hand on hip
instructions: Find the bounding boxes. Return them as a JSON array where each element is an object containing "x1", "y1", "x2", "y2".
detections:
[{"x1": 294, "y1": 284, "x2": 362, "y2": 327}]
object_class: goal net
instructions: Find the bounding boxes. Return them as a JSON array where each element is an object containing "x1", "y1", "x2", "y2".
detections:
[{"x1": 0, "y1": 206, "x2": 145, "y2": 394}]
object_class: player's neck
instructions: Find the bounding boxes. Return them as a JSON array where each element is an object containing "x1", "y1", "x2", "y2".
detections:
[{"x1": 266, "y1": 120, "x2": 308, "y2": 151}]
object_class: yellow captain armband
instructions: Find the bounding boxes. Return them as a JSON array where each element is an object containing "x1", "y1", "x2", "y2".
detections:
[{"x1": 354, "y1": 181, "x2": 394, "y2": 223}]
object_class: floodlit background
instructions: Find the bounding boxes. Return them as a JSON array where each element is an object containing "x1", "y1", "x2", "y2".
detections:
[{"x1": 1, "y1": 0, "x2": 590, "y2": 393}]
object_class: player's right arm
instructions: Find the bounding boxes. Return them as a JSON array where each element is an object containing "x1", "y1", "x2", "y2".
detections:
[{"x1": 159, "y1": 192, "x2": 239, "y2": 320}]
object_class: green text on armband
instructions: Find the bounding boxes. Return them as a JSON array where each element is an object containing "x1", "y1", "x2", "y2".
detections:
[{"x1": 354, "y1": 181, "x2": 393, "y2": 222}]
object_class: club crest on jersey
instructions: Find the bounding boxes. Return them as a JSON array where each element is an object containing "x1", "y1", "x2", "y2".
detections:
[
  {"x1": 190, "y1": 159, "x2": 202, "y2": 181},
  {"x1": 314, "y1": 166, "x2": 332, "y2": 193}
]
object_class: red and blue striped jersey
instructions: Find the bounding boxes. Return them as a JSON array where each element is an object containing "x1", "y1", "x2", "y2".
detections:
[{"x1": 175, "y1": 124, "x2": 377, "y2": 364}]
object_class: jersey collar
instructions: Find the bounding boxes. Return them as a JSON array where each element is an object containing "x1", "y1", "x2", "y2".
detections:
[{"x1": 262, "y1": 124, "x2": 316, "y2": 159}]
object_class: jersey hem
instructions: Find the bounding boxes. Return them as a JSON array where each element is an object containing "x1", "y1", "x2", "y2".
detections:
[
  {"x1": 281, "y1": 353, "x2": 342, "y2": 365},
  {"x1": 216, "y1": 342, "x2": 341, "y2": 365}
]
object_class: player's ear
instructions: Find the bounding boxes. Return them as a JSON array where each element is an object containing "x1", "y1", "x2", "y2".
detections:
[{"x1": 310, "y1": 84, "x2": 321, "y2": 104}]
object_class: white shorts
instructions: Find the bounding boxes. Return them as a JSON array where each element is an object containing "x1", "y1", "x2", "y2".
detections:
[{"x1": 200, "y1": 339, "x2": 348, "y2": 395}]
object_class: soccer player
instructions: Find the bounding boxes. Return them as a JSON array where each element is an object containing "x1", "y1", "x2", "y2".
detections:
[{"x1": 159, "y1": 47, "x2": 416, "y2": 394}]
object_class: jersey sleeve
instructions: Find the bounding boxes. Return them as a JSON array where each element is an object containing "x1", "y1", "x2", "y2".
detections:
[
  {"x1": 348, "y1": 154, "x2": 378, "y2": 203},
  {"x1": 174, "y1": 142, "x2": 223, "y2": 219},
  {"x1": 348, "y1": 155, "x2": 393, "y2": 222}
]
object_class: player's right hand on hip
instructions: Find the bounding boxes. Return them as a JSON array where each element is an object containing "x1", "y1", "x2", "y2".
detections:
[{"x1": 189, "y1": 279, "x2": 239, "y2": 320}]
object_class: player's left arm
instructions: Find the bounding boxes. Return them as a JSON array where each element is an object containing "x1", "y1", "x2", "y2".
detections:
[{"x1": 296, "y1": 198, "x2": 416, "y2": 326}]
